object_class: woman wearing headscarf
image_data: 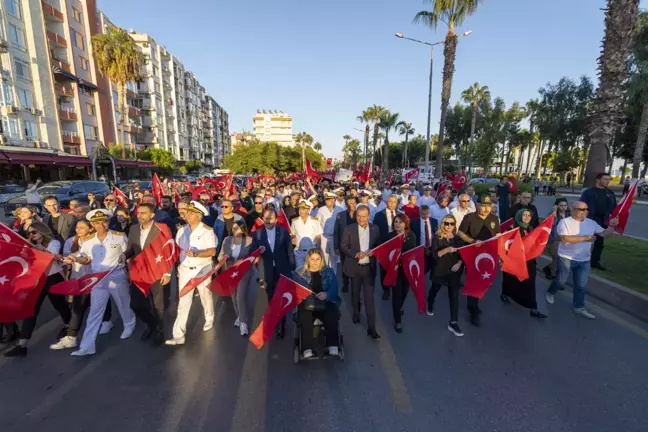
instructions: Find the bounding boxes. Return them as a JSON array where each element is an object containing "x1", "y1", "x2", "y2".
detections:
[{"x1": 500, "y1": 209, "x2": 548, "y2": 319}]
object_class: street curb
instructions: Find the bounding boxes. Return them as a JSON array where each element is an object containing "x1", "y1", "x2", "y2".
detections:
[
  {"x1": 537, "y1": 255, "x2": 648, "y2": 322},
  {"x1": 553, "y1": 192, "x2": 648, "y2": 205}
]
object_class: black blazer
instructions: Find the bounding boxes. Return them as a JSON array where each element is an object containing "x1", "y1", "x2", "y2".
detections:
[
  {"x1": 411, "y1": 217, "x2": 438, "y2": 247},
  {"x1": 124, "y1": 223, "x2": 164, "y2": 260},
  {"x1": 388, "y1": 230, "x2": 417, "y2": 253},
  {"x1": 340, "y1": 223, "x2": 381, "y2": 278},
  {"x1": 43, "y1": 212, "x2": 76, "y2": 241},
  {"x1": 251, "y1": 225, "x2": 295, "y2": 284},
  {"x1": 373, "y1": 208, "x2": 403, "y2": 243},
  {"x1": 333, "y1": 209, "x2": 355, "y2": 253}
]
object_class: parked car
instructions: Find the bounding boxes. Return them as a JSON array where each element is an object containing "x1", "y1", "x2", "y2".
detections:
[
  {"x1": 0, "y1": 184, "x2": 26, "y2": 204},
  {"x1": 5, "y1": 181, "x2": 110, "y2": 217},
  {"x1": 468, "y1": 178, "x2": 500, "y2": 186}
]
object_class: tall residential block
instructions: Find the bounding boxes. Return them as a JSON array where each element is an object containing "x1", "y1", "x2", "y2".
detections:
[{"x1": 253, "y1": 109, "x2": 293, "y2": 146}]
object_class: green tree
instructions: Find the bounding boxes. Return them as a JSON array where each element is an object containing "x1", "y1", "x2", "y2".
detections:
[
  {"x1": 379, "y1": 110, "x2": 399, "y2": 178},
  {"x1": 314, "y1": 142, "x2": 322, "y2": 152},
  {"x1": 108, "y1": 143, "x2": 136, "y2": 160},
  {"x1": 92, "y1": 28, "x2": 144, "y2": 158},
  {"x1": 628, "y1": 11, "x2": 648, "y2": 178},
  {"x1": 145, "y1": 148, "x2": 176, "y2": 175},
  {"x1": 584, "y1": 0, "x2": 639, "y2": 186},
  {"x1": 366, "y1": 105, "x2": 386, "y2": 167},
  {"x1": 343, "y1": 138, "x2": 362, "y2": 168},
  {"x1": 461, "y1": 82, "x2": 490, "y2": 175},
  {"x1": 356, "y1": 110, "x2": 371, "y2": 162},
  {"x1": 397, "y1": 121, "x2": 415, "y2": 168},
  {"x1": 223, "y1": 139, "x2": 324, "y2": 175},
  {"x1": 184, "y1": 160, "x2": 202, "y2": 174},
  {"x1": 414, "y1": 0, "x2": 485, "y2": 176}
]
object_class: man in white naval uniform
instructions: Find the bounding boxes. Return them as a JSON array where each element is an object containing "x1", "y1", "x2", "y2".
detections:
[
  {"x1": 334, "y1": 188, "x2": 346, "y2": 209},
  {"x1": 316, "y1": 192, "x2": 339, "y2": 270},
  {"x1": 166, "y1": 201, "x2": 217, "y2": 346},
  {"x1": 418, "y1": 185, "x2": 436, "y2": 208},
  {"x1": 70, "y1": 209, "x2": 136, "y2": 356},
  {"x1": 291, "y1": 200, "x2": 323, "y2": 268}
]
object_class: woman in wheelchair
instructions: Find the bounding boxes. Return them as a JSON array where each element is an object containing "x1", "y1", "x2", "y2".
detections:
[{"x1": 292, "y1": 249, "x2": 341, "y2": 359}]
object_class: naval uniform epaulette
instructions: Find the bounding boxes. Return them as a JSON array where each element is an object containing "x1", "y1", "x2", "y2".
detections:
[
  {"x1": 110, "y1": 231, "x2": 125, "y2": 236},
  {"x1": 86, "y1": 233, "x2": 96, "y2": 240},
  {"x1": 309, "y1": 216, "x2": 318, "y2": 221},
  {"x1": 201, "y1": 223, "x2": 212, "y2": 230}
]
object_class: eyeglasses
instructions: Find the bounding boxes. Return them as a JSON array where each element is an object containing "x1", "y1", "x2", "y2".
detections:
[
  {"x1": 221, "y1": 205, "x2": 231, "y2": 209},
  {"x1": 460, "y1": 200, "x2": 470, "y2": 203},
  {"x1": 28, "y1": 231, "x2": 38, "y2": 235},
  {"x1": 254, "y1": 201, "x2": 264, "y2": 205},
  {"x1": 574, "y1": 207, "x2": 589, "y2": 211},
  {"x1": 443, "y1": 222, "x2": 456, "y2": 226},
  {"x1": 104, "y1": 199, "x2": 114, "y2": 202}
]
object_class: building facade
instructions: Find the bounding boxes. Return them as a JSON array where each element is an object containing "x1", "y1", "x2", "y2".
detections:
[{"x1": 253, "y1": 109, "x2": 293, "y2": 146}]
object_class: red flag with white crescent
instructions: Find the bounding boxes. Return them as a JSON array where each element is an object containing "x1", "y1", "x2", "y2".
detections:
[
  {"x1": 497, "y1": 228, "x2": 529, "y2": 282},
  {"x1": 277, "y1": 208, "x2": 291, "y2": 233},
  {"x1": 521, "y1": 213, "x2": 554, "y2": 260},
  {"x1": 130, "y1": 224, "x2": 178, "y2": 296},
  {"x1": 507, "y1": 176, "x2": 518, "y2": 194},
  {"x1": 500, "y1": 218, "x2": 515, "y2": 232},
  {"x1": 401, "y1": 245, "x2": 426, "y2": 314},
  {"x1": 249, "y1": 275, "x2": 312, "y2": 349},
  {"x1": 0, "y1": 222, "x2": 32, "y2": 247},
  {"x1": 173, "y1": 188, "x2": 181, "y2": 206},
  {"x1": 250, "y1": 217, "x2": 265, "y2": 233},
  {"x1": 49, "y1": 269, "x2": 113, "y2": 296},
  {"x1": 209, "y1": 248, "x2": 262, "y2": 296},
  {"x1": 371, "y1": 233, "x2": 404, "y2": 286},
  {"x1": 606, "y1": 180, "x2": 638, "y2": 234},
  {"x1": 179, "y1": 256, "x2": 227, "y2": 298},
  {"x1": 458, "y1": 237, "x2": 499, "y2": 299},
  {"x1": 0, "y1": 240, "x2": 54, "y2": 322},
  {"x1": 152, "y1": 173, "x2": 164, "y2": 207},
  {"x1": 113, "y1": 187, "x2": 129, "y2": 208},
  {"x1": 404, "y1": 168, "x2": 419, "y2": 183}
]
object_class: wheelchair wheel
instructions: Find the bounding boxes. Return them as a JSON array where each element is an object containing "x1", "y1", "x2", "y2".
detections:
[{"x1": 293, "y1": 346, "x2": 300, "y2": 364}]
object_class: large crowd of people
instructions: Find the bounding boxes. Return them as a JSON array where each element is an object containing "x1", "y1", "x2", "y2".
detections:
[{"x1": 0, "y1": 171, "x2": 619, "y2": 360}]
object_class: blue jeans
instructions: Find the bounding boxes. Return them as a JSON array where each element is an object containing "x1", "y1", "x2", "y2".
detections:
[{"x1": 547, "y1": 257, "x2": 591, "y2": 309}]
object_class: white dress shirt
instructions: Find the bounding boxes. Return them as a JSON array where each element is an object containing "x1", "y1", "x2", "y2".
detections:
[
  {"x1": 265, "y1": 227, "x2": 276, "y2": 252},
  {"x1": 291, "y1": 217, "x2": 322, "y2": 251},
  {"x1": 430, "y1": 204, "x2": 451, "y2": 226},
  {"x1": 451, "y1": 206, "x2": 474, "y2": 229},
  {"x1": 357, "y1": 224, "x2": 370, "y2": 264},
  {"x1": 419, "y1": 218, "x2": 433, "y2": 247},
  {"x1": 317, "y1": 205, "x2": 338, "y2": 238},
  {"x1": 139, "y1": 225, "x2": 152, "y2": 249},
  {"x1": 385, "y1": 208, "x2": 398, "y2": 232}
]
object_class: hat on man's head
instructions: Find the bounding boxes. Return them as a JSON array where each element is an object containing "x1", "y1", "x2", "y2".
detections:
[
  {"x1": 187, "y1": 201, "x2": 209, "y2": 216},
  {"x1": 477, "y1": 194, "x2": 492, "y2": 205},
  {"x1": 308, "y1": 194, "x2": 319, "y2": 202},
  {"x1": 298, "y1": 199, "x2": 313, "y2": 209},
  {"x1": 324, "y1": 192, "x2": 336, "y2": 200},
  {"x1": 401, "y1": 184, "x2": 410, "y2": 190},
  {"x1": 86, "y1": 209, "x2": 112, "y2": 222}
]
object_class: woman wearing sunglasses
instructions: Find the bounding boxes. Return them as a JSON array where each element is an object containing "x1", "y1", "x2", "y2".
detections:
[
  {"x1": 4, "y1": 222, "x2": 71, "y2": 357},
  {"x1": 500, "y1": 209, "x2": 548, "y2": 319},
  {"x1": 387, "y1": 214, "x2": 417, "y2": 333},
  {"x1": 427, "y1": 214, "x2": 465, "y2": 336}
]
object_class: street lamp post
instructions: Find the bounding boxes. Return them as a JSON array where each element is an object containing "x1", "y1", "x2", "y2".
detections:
[{"x1": 395, "y1": 31, "x2": 472, "y2": 179}]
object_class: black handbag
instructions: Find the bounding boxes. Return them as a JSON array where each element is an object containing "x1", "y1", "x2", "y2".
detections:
[{"x1": 303, "y1": 294, "x2": 327, "y2": 312}]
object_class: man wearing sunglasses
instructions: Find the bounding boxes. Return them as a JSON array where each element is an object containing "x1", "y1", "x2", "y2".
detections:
[
  {"x1": 579, "y1": 172, "x2": 617, "y2": 270},
  {"x1": 214, "y1": 199, "x2": 246, "y2": 257},
  {"x1": 545, "y1": 201, "x2": 618, "y2": 320},
  {"x1": 103, "y1": 194, "x2": 118, "y2": 213},
  {"x1": 451, "y1": 193, "x2": 475, "y2": 229}
]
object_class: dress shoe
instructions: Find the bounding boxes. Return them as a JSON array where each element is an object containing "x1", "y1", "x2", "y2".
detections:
[
  {"x1": 3, "y1": 345, "x2": 27, "y2": 357},
  {"x1": 140, "y1": 327, "x2": 153, "y2": 341},
  {"x1": 70, "y1": 347, "x2": 96, "y2": 357},
  {"x1": 151, "y1": 331, "x2": 164, "y2": 347},
  {"x1": 530, "y1": 309, "x2": 548, "y2": 319},
  {"x1": 470, "y1": 314, "x2": 481, "y2": 327},
  {"x1": 352, "y1": 313, "x2": 360, "y2": 324},
  {"x1": 120, "y1": 326, "x2": 135, "y2": 340},
  {"x1": 367, "y1": 329, "x2": 380, "y2": 339},
  {"x1": 394, "y1": 323, "x2": 403, "y2": 334},
  {"x1": 165, "y1": 337, "x2": 185, "y2": 346}
]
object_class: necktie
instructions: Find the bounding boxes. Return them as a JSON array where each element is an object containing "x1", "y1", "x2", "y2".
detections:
[
  {"x1": 424, "y1": 219, "x2": 431, "y2": 248},
  {"x1": 390, "y1": 210, "x2": 395, "y2": 226}
]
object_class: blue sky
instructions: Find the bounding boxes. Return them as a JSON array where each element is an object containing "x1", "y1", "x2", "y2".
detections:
[{"x1": 101, "y1": 0, "x2": 638, "y2": 159}]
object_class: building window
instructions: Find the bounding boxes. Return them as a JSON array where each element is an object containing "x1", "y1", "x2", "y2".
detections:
[
  {"x1": 72, "y1": 30, "x2": 84, "y2": 50},
  {"x1": 85, "y1": 103, "x2": 95, "y2": 116},
  {"x1": 78, "y1": 87, "x2": 91, "y2": 96},
  {"x1": 112, "y1": 90, "x2": 118, "y2": 106},
  {"x1": 5, "y1": 0, "x2": 22, "y2": 19},
  {"x1": 1, "y1": 82, "x2": 13, "y2": 106},
  {"x1": 2, "y1": 116, "x2": 20, "y2": 138},
  {"x1": 14, "y1": 59, "x2": 31, "y2": 81},
  {"x1": 17, "y1": 88, "x2": 32, "y2": 108},
  {"x1": 8, "y1": 24, "x2": 25, "y2": 48},
  {"x1": 24, "y1": 120, "x2": 37, "y2": 139},
  {"x1": 72, "y1": 7, "x2": 83, "y2": 23},
  {"x1": 84, "y1": 124, "x2": 98, "y2": 140},
  {"x1": 79, "y1": 56, "x2": 89, "y2": 70}
]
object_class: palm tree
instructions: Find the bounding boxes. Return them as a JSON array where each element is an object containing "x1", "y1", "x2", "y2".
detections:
[
  {"x1": 356, "y1": 110, "x2": 371, "y2": 162},
  {"x1": 461, "y1": 82, "x2": 490, "y2": 175},
  {"x1": 343, "y1": 134, "x2": 351, "y2": 148},
  {"x1": 414, "y1": 0, "x2": 484, "y2": 176},
  {"x1": 379, "y1": 111, "x2": 400, "y2": 179},
  {"x1": 524, "y1": 98, "x2": 541, "y2": 175},
  {"x1": 314, "y1": 142, "x2": 322, "y2": 152},
  {"x1": 367, "y1": 105, "x2": 386, "y2": 167},
  {"x1": 92, "y1": 28, "x2": 144, "y2": 158},
  {"x1": 343, "y1": 138, "x2": 362, "y2": 168},
  {"x1": 629, "y1": 11, "x2": 648, "y2": 179},
  {"x1": 397, "y1": 122, "x2": 415, "y2": 168},
  {"x1": 583, "y1": 0, "x2": 639, "y2": 186}
]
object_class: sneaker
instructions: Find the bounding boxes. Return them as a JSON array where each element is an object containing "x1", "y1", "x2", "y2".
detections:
[
  {"x1": 165, "y1": 337, "x2": 185, "y2": 346},
  {"x1": 49, "y1": 336, "x2": 77, "y2": 350},
  {"x1": 426, "y1": 304, "x2": 434, "y2": 316},
  {"x1": 470, "y1": 314, "x2": 481, "y2": 327},
  {"x1": 448, "y1": 322, "x2": 464, "y2": 337},
  {"x1": 203, "y1": 320, "x2": 214, "y2": 332},
  {"x1": 303, "y1": 349, "x2": 314, "y2": 359},
  {"x1": 99, "y1": 321, "x2": 113, "y2": 335},
  {"x1": 545, "y1": 292, "x2": 555, "y2": 305},
  {"x1": 328, "y1": 346, "x2": 339, "y2": 356},
  {"x1": 239, "y1": 322, "x2": 249, "y2": 336},
  {"x1": 70, "y1": 347, "x2": 96, "y2": 357},
  {"x1": 234, "y1": 318, "x2": 240, "y2": 328},
  {"x1": 573, "y1": 308, "x2": 596, "y2": 320},
  {"x1": 120, "y1": 326, "x2": 134, "y2": 340}
]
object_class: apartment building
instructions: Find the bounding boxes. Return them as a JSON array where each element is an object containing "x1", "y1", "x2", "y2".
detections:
[
  {"x1": 253, "y1": 109, "x2": 293, "y2": 146},
  {"x1": 205, "y1": 96, "x2": 230, "y2": 167},
  {"x1": 230, "y1": 131, "x2": 254, "y2": 150}
]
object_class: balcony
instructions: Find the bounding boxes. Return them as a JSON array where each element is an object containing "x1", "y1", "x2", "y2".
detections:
[
  {"x1": 47, "y1": 31, "x2": 67, "y2": 48},
  {"x1": 123, "y1": 123, "x2": 143, "y2": 134},
  {"x1": 64, "y1": 144, "x2": 81, "y2": 155},
  {"x1": 126, "y1": 88, "x2": 138, "y2": 98},
  {"x1": 58, "y1": 106, "x2": 77, "y2": 121},
  {"x1": 62, "y1": 130, "x2": 81, "y2": 144},
  {"x1": 128, "y1": 106, "x2": 141, "y2": 118},
  {"x1": 55, "y1": 82, "x2": 73, "y2": 97},
  {"x1": 42, "y1": 0, "x2": 64, "y2": 21},
  {"x1": 53, "y1": 58, "x2": 72, "y2": 73}
]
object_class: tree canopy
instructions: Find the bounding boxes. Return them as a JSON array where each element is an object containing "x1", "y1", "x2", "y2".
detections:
[{"x1": 223, "y1": 139, "x2": 325, "y2": 174}]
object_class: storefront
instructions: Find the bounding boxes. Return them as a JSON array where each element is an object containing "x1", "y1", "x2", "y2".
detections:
[{"x1": 0, "y1": 149, "x2": 91, "y2": 184}]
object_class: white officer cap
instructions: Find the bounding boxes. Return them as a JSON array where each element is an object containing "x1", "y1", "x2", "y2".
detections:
[
  {"x1": 308, "y1": 194, "x2": 319, "y2": 202},
  {"x1": 324, "y1": 192, "x2": 336, "y2": 200},
  {"x1": 298, "y1": 199, "x2": 313, "y2": 209},
  {"x1": 86, "y1": 209, "x2": 113, "y2": 222},
  {"x1": 187, "y1": 200, "x2": 209, "y2": 216}
]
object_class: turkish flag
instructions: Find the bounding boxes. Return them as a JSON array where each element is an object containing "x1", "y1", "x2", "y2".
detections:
[
  {"x1": 500, "y1": 218, "x2": 514, "y2": 232},
  {"x1": 277, "y1": 208, "x2": 291, "y2": 233},
  {"x1": 235, "y1": 206, "x2": 248, "y2": 217},
  {"x1": 507, "y1": 176, "x2": 518, "y2": 194},
  {"x1": 446, "y1": 171, "x2": 467, "y2": 192},
  {"x1": 173, "y1": 188, "x2": 181, "y2": 205},
  {"x1": 209, "y1": 248, "x2": 262, "y2": 296},
  {"x1": 0, "y1": 222, "x2": 32, "y2": 247},
  {"x1": 191, "y1": 185, "x2": 209, "y2": 201},
  {"x1": 607, "y1": 180, "x2": 638, "y2": 234},
  {"x1": 0, "y1": 241, "x2": 54, "y2": 322},
  {"x1": 458, "y1": 237, "x2": 499, "y2": 299},
  {"x1": 113, "y1": 187, "x2": 129, "y2": 208},
  {"x1": 305, "y1": 159, "x2": 320, "y2": 180},
  {"x1": 152, "y1": 173, "x2": 164, "y2": 207},
  {"x1": 179, "y1": 256, "x2": 228, "y2": 298},
  {"x1": 49, "y1": 269, "x2": 113, "y2": 296},
  {"x1": 183, "y1": 181, "x2": 193, "y2": 194},
  {"x1": 498, "y1": 228, "x2": 529, "y2": 282},
  {"x1": 250, "y1": 217, "x2": 265, "y2": 233},
  {"x1": 130, "y1": 225, "x2": 178, "y2": 295},
  {"x1": 522, "y1": 213, "x2": 554, "y2": 260},
  {"x1": 249, "y1": 275, "x2": 312, "y2": 349},
  {"x1": 401, "y1": 245, "x2": 426, "y2": 314},
  {"x1": 371, "y1": 233, "x2": 404, "y2": 286},
  {"x1": 404, "y1": 168, "x2": 419, "y2": 183},
  {"x1": 247, "y1": 177, "x2": 254, "y2": 192}
]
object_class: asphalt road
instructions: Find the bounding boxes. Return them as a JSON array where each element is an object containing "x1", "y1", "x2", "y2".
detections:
[
  {"x1": 1, "y1": 269, "x2": 647, "y2": 432},
  {"x1": 532, "y1": 194, "x2": 648, "y2": 240}
]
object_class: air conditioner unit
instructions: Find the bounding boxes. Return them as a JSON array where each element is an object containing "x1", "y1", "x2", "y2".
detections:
[
  {"x1": 29, "y1": 108, "x2": 38, "y2": 115},
  {"x1": 6, "y1": 106, "x2": 18, "y2": 114},
  {"x1": 0, "y1": 136, "x2": 6, "y2": 143}
]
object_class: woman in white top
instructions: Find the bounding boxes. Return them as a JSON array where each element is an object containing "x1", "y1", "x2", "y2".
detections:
[{"x1": 4, "y1": 222, "x2": 70, "y2": 358}]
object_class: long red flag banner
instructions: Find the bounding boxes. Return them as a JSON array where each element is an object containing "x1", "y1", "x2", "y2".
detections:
[
  {"x1": 458, "y1": 236, "x2": 499, "y2": 299},
  {"x1": 371, "y1": 233, "x2": 404, "y2": 287},
  {"x1": 606, "y1": 180, "x2": 639, "y2": 234}
]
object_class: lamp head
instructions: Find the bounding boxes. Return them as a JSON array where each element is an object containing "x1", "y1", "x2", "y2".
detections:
[{"x1": 395, "y1": 33, "x2": 404, "y2": 38}]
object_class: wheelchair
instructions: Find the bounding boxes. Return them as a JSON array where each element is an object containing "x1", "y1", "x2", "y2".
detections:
[{"x1": 293, "y1": 307, "x2": 345, "y2": 364}]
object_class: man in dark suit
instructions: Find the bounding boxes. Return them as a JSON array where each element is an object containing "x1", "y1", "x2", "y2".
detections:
[
  {"x1": 251, "y1": 207, "x2": 296, "y2": 339},
  {"x1": 124, "y1": 203, "x2": 169, "y2": 347},
  {"x1": 334, "y1": 195, "x2": 358, "y2": 293},
  {"x1": 411, "y1": 205, "x2": 438, "y2": 275},
  {"x1": 42, "y1": 195, "x2": 76, "y2": 243},
  {"x1": 372, "y1": 194, "x2": 402, "y2": 300},
  {"x1": 340, "y1": 205, "x2": 381, "y2": 339}
]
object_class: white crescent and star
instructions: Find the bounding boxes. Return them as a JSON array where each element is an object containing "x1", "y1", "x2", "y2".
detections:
[
  {"x1": 1, "y1": 233, "x2": 11, "y2": 242},
  {"x1": 475, "y1": 253, "x2": 495, "y2": 279},
  {"x1": 281, "y1": 292, "x2": 293, "y2": 310},
  {"x1": 81, "y1": 277, "x2": 99, "y2": 292},
  {"x1": 0, "y1": 256, "x2": 29, "y2": 280},
  {"x1": 505, "y1": 239, "x2": 514, "y2": 252},
  {"x1": 162, "y1": 239, "x2": 176, "y2": 261},
  {"x1": 408, "y1": 260, "x2": 421, "y2": 287},
  {"x1": 539, "y1": 227, "x2": 552, "y2": 245}
]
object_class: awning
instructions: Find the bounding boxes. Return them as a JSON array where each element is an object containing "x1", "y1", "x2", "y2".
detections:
[
  {"x1": 114, "y1": 159, "x2": 155, "y2": 168},
  {"x1": 78, "y1": 79, "x2": 98, "y2": 91},
  {"x1": 0, "y1": 152, "x2": 9, "y2": 164},
  {"x1": 55, "y1": 155, "x2": 92, "y2": 166},
  {"x1": 52, "y1": 65, "x2": 79, "y2": 82},
  {"x1": 0, "y1": 151, "x2": 92, "y2": 166}
]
